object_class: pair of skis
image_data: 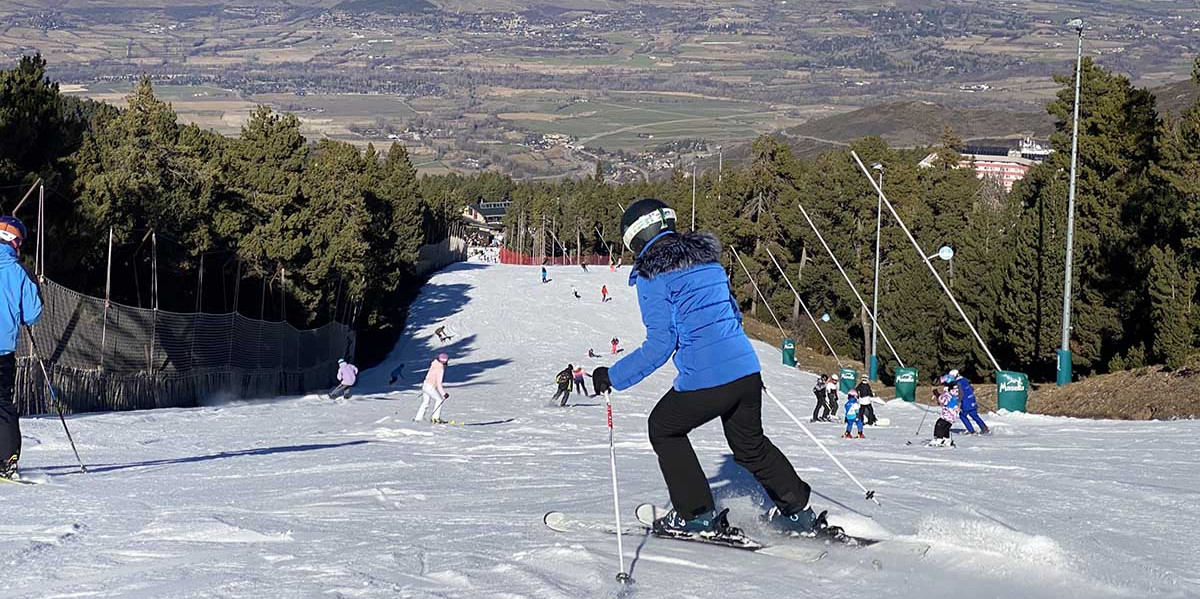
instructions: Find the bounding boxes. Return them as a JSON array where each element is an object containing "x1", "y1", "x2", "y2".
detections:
[{"x1": 544, "y1": 503, "x2": 908, "y2": 564}]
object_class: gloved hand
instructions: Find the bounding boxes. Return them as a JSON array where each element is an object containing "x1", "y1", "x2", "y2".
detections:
[
  {"x1": 592, "y1": 367, "x2": 612, "y2": 395},
  {"x1": 443, "y1": 393, "x2": 450, "y2": 399}
]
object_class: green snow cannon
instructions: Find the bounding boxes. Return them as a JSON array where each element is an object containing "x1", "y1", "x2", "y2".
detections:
[
  {"x1": 838, "y1": 367, "x2": 858, "y2": 394},
  {"x1": 894, "y1": 367, "x2": 919, "y2": 402},
  {"x1": 781, "y1": 339, "x2": 797, "y2": 367},
  {"x1": 996, "y1": 370, "x2": 1029, "y2": 413}
]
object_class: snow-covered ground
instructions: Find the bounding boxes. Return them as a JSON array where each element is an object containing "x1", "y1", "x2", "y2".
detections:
[{"x1": 3, "y1": 262, "x2": 1198, "y2": 599}]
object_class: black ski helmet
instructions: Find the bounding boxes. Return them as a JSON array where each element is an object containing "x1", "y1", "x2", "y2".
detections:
[{"x1": 620, "y1": 198, "x2": 676, "y2": 254}]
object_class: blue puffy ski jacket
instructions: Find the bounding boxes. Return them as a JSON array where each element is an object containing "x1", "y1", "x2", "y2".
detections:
[
  {"x1": 0, "y1": 245, "x2": 42, "y2": 354},
  {"x1": 609, "y1": 232, "x2": 759, "y2": 393},
  {"x1": 956, "y1": 377, "x2": 978, "y2": 412}
]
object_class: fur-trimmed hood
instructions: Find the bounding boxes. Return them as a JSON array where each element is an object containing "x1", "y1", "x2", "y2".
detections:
[{"x1": 633, "y1": 232, "x2": 722, "y2": 280}]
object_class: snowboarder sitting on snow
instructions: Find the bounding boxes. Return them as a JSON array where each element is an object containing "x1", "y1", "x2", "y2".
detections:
[
  {"x1": 947, "y1": 369, "x2": 988, "y2": 434},
  {"x1": 553, "y1": 364, "x2": 573, "y2": 406},
  {"x1": 572, "y1": 365, "x2": 590, "y2": 396},
  {"x1": 588, "y1": 348, "x2": 599, "y2": 358},
  {"x1": 590, "y1": 198, "x2": 827, "y2": 539},
  {"x1": 810, "y1": 374, "x2": 830, "y2": 422},
  {"x1": 842, "y1": 389, "x2": 865, "y2": 438},
  {"x1": 0, "y1": 216, "x2": 42, "y2": 480},
  {"x1": 855, "y1": 375, "x2": 878, "y2": 426},
  {"x1": 329, "y1": 358, "x2": 358, "y2": 400},
  {"x1": 930, "y1": 377, "x2": 957, "y2": 447},
  {"x1": 413, "y1": 353, "x2": 451, "y2": 423},
  {"x1": 571, "y1": 285, "x2": 581, "y2": 299}
]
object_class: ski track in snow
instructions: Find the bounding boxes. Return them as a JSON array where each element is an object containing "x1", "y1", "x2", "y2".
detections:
[{"x1": 2, "y1": 261, "x2": 1197, "y2": 598}]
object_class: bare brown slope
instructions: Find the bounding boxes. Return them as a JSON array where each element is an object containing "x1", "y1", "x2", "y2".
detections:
[
  {"x1": 783, "y1": 100, "x2": 1055, "y2": 148},
  {"x1": 1029, "y1": 366, "x2": 1200, "y2": 421}
]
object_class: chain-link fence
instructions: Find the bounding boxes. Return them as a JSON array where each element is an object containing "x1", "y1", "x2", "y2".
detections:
[{"x1": 14, "y1": 278, "x2": 354, "y2": 416}]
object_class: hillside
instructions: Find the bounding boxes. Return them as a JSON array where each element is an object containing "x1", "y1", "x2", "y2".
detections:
[
  {"x1": 2, "y1": 259, "x2": 1196, "y2": 598},
  {"x1": 782, "y1": 100, "x2": 1056, "y2": 148},
  {"x1": 1154, "y1": 78, "x2": 1200, "y2": 117}
]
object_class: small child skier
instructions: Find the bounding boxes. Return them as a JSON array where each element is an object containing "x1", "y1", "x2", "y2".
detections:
[
  {"x1": 825, "y1": 375, "x2": 839, "y2": 419},
  {"x1": 552, "y1": 364, "x2": 573, "y2": 406},
  {"x1": 329, "y1": 358, "x2": 358, "y2": 400},
  {"x1": 930, "y1": 377, "x2": 958, "y2": 447},
  {"x1": 810, "y1": 374, "x2": 829, "y2": 422},
  {"x1": 572, "y1": 365, "x2": 589, "y2": 396},
  {"x1": 842, "y1": 388, "x2": 864, "y2": 438}
]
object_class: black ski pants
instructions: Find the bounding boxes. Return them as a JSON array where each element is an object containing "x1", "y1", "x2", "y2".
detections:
[
  {"x1": 811, "y1": 392, "x2": 828, "y2": 421},
  {"x1": 574, "y1": 379, "x2": 588, "y2": 396},
  {"x1": 0, "y1": 353, "x2": 18, "y2": 469},
  {"x1": 934, "y1": 418, "x2": 951, "y2": 439},
  {"x1": 861, "y1": 402, "x2": 877, "y2": 425},
  {"x1": 552, "y1": 387, "x2": 571, "y2": 406},
  {"x1": 648, "y1": 373, "x2": 811, "y2": 519}
]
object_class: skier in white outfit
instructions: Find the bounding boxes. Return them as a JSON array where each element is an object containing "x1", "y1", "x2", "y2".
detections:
[{"x1": 413, "y1": 353, "x2": 450, "y2": 423}]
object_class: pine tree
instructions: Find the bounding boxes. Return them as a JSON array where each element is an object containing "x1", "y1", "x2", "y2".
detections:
[{"x1": 1148, "y1": 246, "x2": 1194, "y2": 369}]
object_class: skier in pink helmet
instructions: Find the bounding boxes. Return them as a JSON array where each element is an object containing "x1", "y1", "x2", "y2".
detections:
[{"x1": 413, "y1": 353, "x2": 451, "y2": 423}]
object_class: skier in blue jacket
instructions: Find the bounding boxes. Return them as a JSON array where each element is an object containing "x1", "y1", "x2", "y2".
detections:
[
  {"x1": 0, "y1": 216, "x2": 43, "y2": 480},
  {"x1": 947, "y1": 369, "x2": 988, "y2": 434},
  {"x1": 591, "y1": 198, "x2": 825, "y2": 539}
]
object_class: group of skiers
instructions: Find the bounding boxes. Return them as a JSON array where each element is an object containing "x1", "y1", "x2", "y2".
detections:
[
  {"x1": 927, "y1": 369, "x2": 989, "y2": 447},
  {"x1": 810, "y1": 373, "x2": 879, "y2": 438}
]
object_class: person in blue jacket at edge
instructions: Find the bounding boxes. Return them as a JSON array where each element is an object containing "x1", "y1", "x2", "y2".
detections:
[
  {"x1": 0, "y1": 216, "x2": 44, "y2": 480},
  {"x1": 590, "y1": 198, "x2": 828, "y2": 539},
  {"x1": 947, "y1": 369, "x2": 989, "y2": 434}
]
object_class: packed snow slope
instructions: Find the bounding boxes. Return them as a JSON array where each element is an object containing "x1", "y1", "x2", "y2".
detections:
[{"x1": 3, "y1": 261, "x2": 1198, "y2": 599}]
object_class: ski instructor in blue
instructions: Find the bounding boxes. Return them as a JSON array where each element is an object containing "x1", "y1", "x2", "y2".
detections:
[{"x1": 591, "y1": 198, "x2": 825, "y2": 539}]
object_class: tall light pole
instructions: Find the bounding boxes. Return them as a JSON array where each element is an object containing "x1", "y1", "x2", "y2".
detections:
[
  {"x1": 1058, "y1": 18, "x2": 1085, "y2": 387},
  {"x1": 717, "y1": 146, "x2": 723, "y2": 205},
  {"x1": 691, "y1": 160, "x2": 697, "y2": 230},
  {"x1": 869, "y1": 162, "x2": 884, "y2": 382}
]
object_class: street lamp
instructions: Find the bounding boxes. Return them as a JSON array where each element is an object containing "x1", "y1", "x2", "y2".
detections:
[
  {"x1": 1058, "y1": 18, "x2": 1085, "y2": 387},
  {"x1": 869, "y1": 162, "x2": 884, "y2": 382},
  {"x1": 926, "y1": 245, "x2": 955, "y2": 286}
]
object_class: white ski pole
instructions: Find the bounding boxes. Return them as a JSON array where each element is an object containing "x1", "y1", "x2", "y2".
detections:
[
  {"x1": 605, "y1": 391, "x2": 632, "y2": 583},
  {"x1": 915, "y1": 404, "x2": 930, "y2": 436},
  {"x1": 762, "y1": 385, "x2": 880, "y2": 506}
]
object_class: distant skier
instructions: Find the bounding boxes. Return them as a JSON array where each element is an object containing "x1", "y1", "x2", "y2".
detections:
[
  {"x1": 581, "y1": 263, "x2": 589, "y2": 273},
  {"x1": 590, "y1": 198, "x2": 828, "y2": 540},
  {"x1": 552, "y1": 364, "x2": 573, "y2": 406},
  {"x1": 601, "y1": 285, "x2": 609, "y2": 302},
  {"x1": 588, "y1": 348, "x2": 599, "y2": 358},
  {"x1": 0, "y1": 216, "x2": 42, "y2": 480},
  {"x1": 435, "y1": 326, "x2": 452, "y2": 343},
  {"x1": 609, "y1": 258, "x2": 617, "y2": 272},
  {"x1": 329, "y1": 358, "x2": 358, "y2": 400},
  {"x1": 842, "y1": 389, "x2": 864, "y2": 438},
  {"x1": 947, "y1": 369, "x2": 988, "y2": 434},
  {"x1": 825, "y1": 375, "x2": 839, "y2": 419},
  {"x1": 571, "y1": 285, "x2": 581, "y2": 299},
  {"x1": 388, "y1": 363, "x2": 405, "y2": 385},
  {"x1": 855, "y1": 375, "x2": 877, "y2": 426},
  {"x1": 610, "y1": 337, "x2": 621, "y2": 354},
  {"x1": 930, "y1": 376, "x2": 957, "y2": 447},
  {"x1": 572, "y1": 365, "x2": 590, "y2": 396},
  {"x1": 810, "y1": 374, "x2": 830, "y2": 422},
  {"x1": 413, "y1": 353, "x2": 451, "y2": 423},
  {"x1": 541, "y1": 266, "x2": 548, "y2": 284}
]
